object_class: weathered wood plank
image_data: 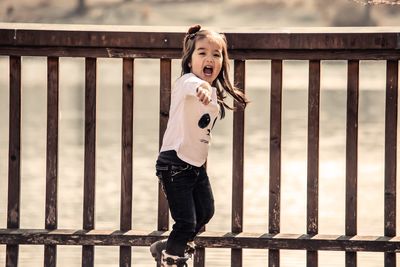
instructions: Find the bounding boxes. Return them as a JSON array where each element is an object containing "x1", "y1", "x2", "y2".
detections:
[
  {"x1": 307, "y1": 60, "x2": 320, "y2": 267},
  {"x1": 45, "y1": 57, "x2": 59, "y2": 229},
  {"x1": 3, "y1": 47, "x2": 400, "y2": 61},
  {"x1": 157, "y1": 59, "x2": 171, "y2": 234},
  {"x1": 225, "y1": 32, "x2": 400, "y2": 50},
  {"x1": 269, "y1": 60, "x2": 282, "y2": 234},
  {"x1": 0, "y1": 28, "x2": 185, "y2": 49},
  {"x1": 158, "y1": 59, "x2": 171, "y2": 232},
  {"x1": 384, "y1": 60, "x2": 398, "y2": 238},
  {"x1": 158, "y1": 59, "x2": 172, "y2": 267},
  {"x1": 231, "y1": 60, "x2": 245, "y2": 267},
  {"x1": 7, "y1": 56, "x2": 21, "y2": 230},
  {"x1": 384, "y1": 60, "x2": 398, "y2": 267},
  {"x1": 44, "y1": 245, "x2": 56, "y2": 267},
  {"x1": 268, "y1": 250, "x2": 279, "y2": 267},
  {"x1": 232, "y1": 60, "x2": 246, "y2": 234},
  {"x1": 307, "y1": 60, "x2": 320, "y2": 235},
  {"x1": 269, "y1": 60, "x2": 283, "y2": 267},
  {"x1": 0, "y1": 47, "x2": 182, "y2": 59},
  {"x1": 345, "y1": 60, "x2": 359, "y2": 267},
  {"x1": 229, "y1": 50, "x2": 400, "y2": 61},
  {"x1": 83, "y1": 57, "x2": 97, "y2": 230},
  {"x1": 385, "y1": 253, "x2": 396, "y2": 267},
  {"x1": 120, "y1": 58, "x2": 134, "y2": 267},
  {"x1": 83, "y1": 57, "x2": 97, "y2": 267},
  {"x1": 193, "y1": 247, "x2": 205, "y2": 267},
  {"x1": 44, "y1": 56, "x2": 59, "y2": 267},
  {"x1": 2, "y1": 229, "x2": 400, "y2": 252},
  {"x1": 1, "y1": 24, "x2": 400, "y2": 50},
  {"x1": 7, "y1": 55, "x2": 21, "y2": 267}
]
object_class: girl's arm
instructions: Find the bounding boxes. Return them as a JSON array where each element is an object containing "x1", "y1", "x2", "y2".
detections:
[
  {"x1": 179, "y1": 74, "x2": 212, "y2": 105},
  {"x1": 196, "y1": 82, "x2": 212, "y2": 105}
]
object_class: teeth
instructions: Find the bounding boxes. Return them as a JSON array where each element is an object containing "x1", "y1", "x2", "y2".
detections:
[{"x1": 204, "y1": 66, "x2": 213, "y2": 75}]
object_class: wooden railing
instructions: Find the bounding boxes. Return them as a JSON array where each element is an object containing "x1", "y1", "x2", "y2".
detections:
[{"x1": 0, "y1": 23, "x2": 399, "y2": 267}]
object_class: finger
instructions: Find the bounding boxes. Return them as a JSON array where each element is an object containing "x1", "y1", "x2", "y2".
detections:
[
  {"x1": 203, "y1": 97, "x2": 211, "y2": 105},
  {"x1": 197, "y1": 91, "x2": 205, "y2": 100}
]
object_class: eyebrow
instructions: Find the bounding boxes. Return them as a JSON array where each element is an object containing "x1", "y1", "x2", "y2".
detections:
[{"x1": 196, "y1": 47, "x2": 222, "y2": 53}]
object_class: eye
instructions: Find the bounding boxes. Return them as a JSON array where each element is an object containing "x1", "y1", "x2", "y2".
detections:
[{"x1": 198, "y1": 113, "x2": 211, "y2": 129}]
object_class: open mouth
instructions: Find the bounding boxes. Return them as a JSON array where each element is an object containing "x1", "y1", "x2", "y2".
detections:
[{"x1": 203, "y1": 66, "x2": 213, "y2": 76}]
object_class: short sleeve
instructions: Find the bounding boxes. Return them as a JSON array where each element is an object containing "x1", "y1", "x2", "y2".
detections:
[{"x1": 176, "y1": 73, "x2": 207, "y2": 96}]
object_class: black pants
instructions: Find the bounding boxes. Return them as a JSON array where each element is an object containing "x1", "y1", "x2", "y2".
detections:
[{"x1": 156, "y1": 163, "x2": 215, "y2": 257}]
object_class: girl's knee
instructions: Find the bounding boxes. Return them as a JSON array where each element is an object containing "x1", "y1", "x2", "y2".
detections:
[
  {"x1": 199, "y1": 205, "x2": 215, "y2": 226},
  {"x1": 173, "y1": 221, "x2": 196, "y2": 233},
  {"x1": 207, "y1": 205, "x2": 215, "y2": 222}
]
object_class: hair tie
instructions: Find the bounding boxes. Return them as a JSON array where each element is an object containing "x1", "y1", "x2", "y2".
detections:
[
  {"x1": 186, "y1": 24, "x2": 201, "y2": 40},
  {"x1": 187, "y1": 32, "x2": 197, "y2": 39}
]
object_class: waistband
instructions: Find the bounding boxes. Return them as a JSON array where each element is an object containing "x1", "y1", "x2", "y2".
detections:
[{"x1": 156, "y1": 163, "x2": 200, "y2": 172}]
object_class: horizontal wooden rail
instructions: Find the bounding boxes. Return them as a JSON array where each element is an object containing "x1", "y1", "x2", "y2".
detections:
[
  {"x1": 3, "y1": 47, "x2": 400, "y2": 60},
  {"x1": 1, "y1": 229, "x2": 400, "y2": 252},
  {"x1": 1, "y1": 24, "x2": 400, "y2": 50},
  {"x1": 1, "y1": 24, "x2": 400, "y2": 61}
]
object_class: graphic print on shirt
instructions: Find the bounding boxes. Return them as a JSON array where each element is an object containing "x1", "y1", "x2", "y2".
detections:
[{"x1": 198, "y1": 113, "x2": 217, "y2": 144}]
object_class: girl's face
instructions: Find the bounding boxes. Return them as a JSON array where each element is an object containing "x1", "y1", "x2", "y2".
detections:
[{"x1": 190, "y1": 36, "x2": 223, "y2": 84}]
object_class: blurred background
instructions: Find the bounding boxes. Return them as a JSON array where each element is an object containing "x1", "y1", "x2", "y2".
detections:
[
  {"x1": 0, "y1": 0, "x2": 400, "y2": 27},
  {"x1": 1, "y1": 0, "x2": 400, "y2": 266}
]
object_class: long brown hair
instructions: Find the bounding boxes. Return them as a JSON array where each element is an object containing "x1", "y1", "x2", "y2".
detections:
[{"x1": 181, "y1": 25, "x2": 249, "y2": 119}]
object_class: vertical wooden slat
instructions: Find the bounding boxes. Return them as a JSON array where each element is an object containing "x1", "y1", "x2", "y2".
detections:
[
  {"x1": 158, "y1": 58, "x2": 171, "y2": 231},
  {"x1": 345, "y1": 60, "x2": 359, "y2": 267},
  {"x1": 157, "y1": 59, "x2": 171, "y2": 267},
  {"x1": 231, "y1": 60, "x2": 245, "y2": 267},
  {"x1": 193, "y1": 239, "x2": 205, "y2": 266},
  {"x1": 269, "y1": 60, "x2": 283, "y2": 267},
  {"x1": 193, "y1": 247, "x2": 205, "y2": 267},
  {"x1": 6, "y1": 55, "x2": 21, "y2": 267},
  {"x1": 44, "y1": 56, "x2": 59, "y2": 267},
  {"x1": 82, "y1": 57, "x2": 97, "y2": 267},
  {"x1": 307, "y1": 60, "x2": 320, "y2": 267},
  {"x1": 194, "y1": 201, "x2": 205, "y2": 267},
  {"x1": 384, "y1": 60, "x2": 398, "y2": 267},
  {"x1": 120, "y1": 58, "x2": 134, "y2": 267}
]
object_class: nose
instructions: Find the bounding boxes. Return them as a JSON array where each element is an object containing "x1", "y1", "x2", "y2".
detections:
[{"x1": 205, "y1": 55, "x2": 213, "y2": 64}]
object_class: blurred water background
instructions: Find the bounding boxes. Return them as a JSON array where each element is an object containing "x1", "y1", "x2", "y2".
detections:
[{"x1": 1, "y1": 0, "x2": 400, "y2": 266}]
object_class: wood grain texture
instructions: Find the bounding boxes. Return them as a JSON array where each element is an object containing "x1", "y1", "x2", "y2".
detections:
[
  {"x1": 231, "y1": 60, "x2": 245, "y2": 267},
  {"x1": 2, "y1": 229, "x2": 400, "y2": 252},
  {"x1": 307, "y1": 60, "x2": 321, "y2": 267},
  {"x1": 158, "y1": 59, "x2": 171, "y2": 232},
  {"x1": 120, "y1": 58, "x2": 134, "y2": 267},
  {"x1": 384, "y1": 60, "x2": 398, "y2": 267},
  {"x1": 269, "y1": 60, "x2": 283, "y2": 267},
  {"x1": 82, "y1": 57, "x2": 97, "y2": 267},
  {"x1": 44, "y1": 56, "x2": 59, "y2": 267},
  {"x1": 7, "y1": 56, "x2": 21, "y2": 267},
  {"x1": 345, "y1": 60, "x2": 359, "y2": 267}
]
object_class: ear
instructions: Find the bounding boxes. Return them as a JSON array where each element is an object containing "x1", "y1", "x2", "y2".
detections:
[{"x1": 188, "y1": 62, "x2": 192, "y2": 68}]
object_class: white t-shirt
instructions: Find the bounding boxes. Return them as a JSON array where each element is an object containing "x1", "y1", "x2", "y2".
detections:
[{"x1": 160, "y1": 73, "x2": 220, "y2": 167}]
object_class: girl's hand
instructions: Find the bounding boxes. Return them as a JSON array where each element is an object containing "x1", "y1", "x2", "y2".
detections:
[{"x1": 196, "y1": 83, "x2": 212, "y2": 105}]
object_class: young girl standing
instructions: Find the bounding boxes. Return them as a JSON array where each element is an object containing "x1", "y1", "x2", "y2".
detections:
[{"x1": 150, "y1": 24, "x2": 249, "y2": 267}]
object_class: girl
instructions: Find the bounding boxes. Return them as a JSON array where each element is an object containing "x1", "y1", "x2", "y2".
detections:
[{"x1": 150, "y1": 24, "x2": 249, "y2": 267}]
